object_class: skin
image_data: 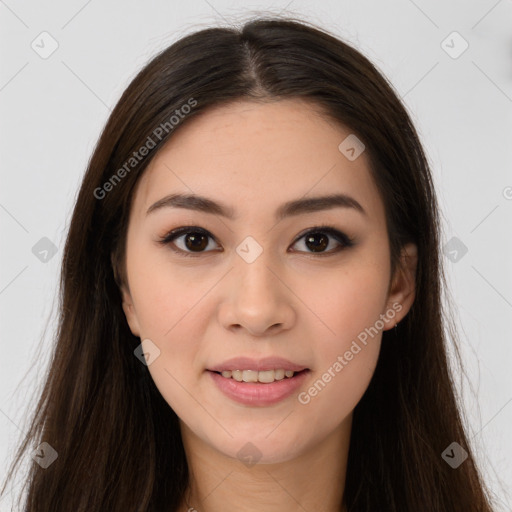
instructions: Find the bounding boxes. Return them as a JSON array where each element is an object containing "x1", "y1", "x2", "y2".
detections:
[{"x1": 120, "y1": 98, "x2": 417, "y2": 512}]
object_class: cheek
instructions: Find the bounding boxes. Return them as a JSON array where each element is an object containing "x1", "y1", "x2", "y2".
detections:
[
  {"x1": 293, "y1": 258, "x2": 388, "y2": 415},
  {"x1": 300, "y1": 254, "x2": 390, "y2": 345},
  {"x1": 297, "y1": 339, "x2": 380, "y2": 440},
  {"x1": 125, "y1": 243, "x2": 217, "y2": 378},
  {"x1": 128, "y1": 264, "x2": 213, "y2": 414},
  {"x1": 126, "y1": 240, "x2": 210, "y2": 338}
]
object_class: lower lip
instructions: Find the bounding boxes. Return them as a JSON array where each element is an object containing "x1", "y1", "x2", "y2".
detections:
[{"x1": 207, "y1": 370, "x2": 310, "y2": 406}]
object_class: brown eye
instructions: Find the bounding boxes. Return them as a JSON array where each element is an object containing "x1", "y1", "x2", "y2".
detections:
[
  {"x1": 183, "y1": 232, "x2": 209, "y2": 252},
  {"x1": 158, "y1": 227, "x2": 220, "y2": 257},
  {"x1": 291, "y1": 226, "x2": 355, "y2": 255},
  {"x1": 304, "y1": 232, "x2": 329, "y2": 252}
]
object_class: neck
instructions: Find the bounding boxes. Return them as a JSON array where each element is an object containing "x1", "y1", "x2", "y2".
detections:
[{"x1": 178, "y1": 416, "x2": 351, "y2": 512}]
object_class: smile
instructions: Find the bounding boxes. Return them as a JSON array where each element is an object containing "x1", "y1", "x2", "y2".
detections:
[
  {"x1": 217, "y1": 369, "x2": 297, "y2": 383},
  {"x1": 208, "y1": 369, "x2": 310, "y2": 406}
]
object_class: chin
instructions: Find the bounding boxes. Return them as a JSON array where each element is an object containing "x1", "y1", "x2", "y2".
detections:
[{"x1": 207, "y1": 433, "x2": 306, "y2": 466}]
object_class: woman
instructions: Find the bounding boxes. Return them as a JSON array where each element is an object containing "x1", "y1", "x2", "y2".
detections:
[{"x1": 1, "y1": 16, "x2": 495, "y2": 512}]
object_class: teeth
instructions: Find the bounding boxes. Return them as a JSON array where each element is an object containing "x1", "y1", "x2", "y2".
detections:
[
  {"x1": 219, "y1": 369, "x2": 299, "y2": 383},
  {"x1": 274, "y1": 369, "x2": 285, "y2": 380},
  {"x1": 231, "y1": 370, "x2": 243, "y2": 382}
]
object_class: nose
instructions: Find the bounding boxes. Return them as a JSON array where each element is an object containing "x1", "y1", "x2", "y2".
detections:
[{"x1": 218, "y1": 253, "x2": 296, "y2": 337}]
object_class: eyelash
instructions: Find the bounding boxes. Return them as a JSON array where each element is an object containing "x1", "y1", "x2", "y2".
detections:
[{"x1": 157, "y1": 224, "x2": 355, "y2": 258}]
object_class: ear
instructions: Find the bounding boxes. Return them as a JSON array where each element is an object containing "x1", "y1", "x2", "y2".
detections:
[
  {"x1": 382, "y1": 242, "x2": 418, "y2": 330},
  {"x1": 120, "y1": 285, "x2": 141, "y2": 337}
]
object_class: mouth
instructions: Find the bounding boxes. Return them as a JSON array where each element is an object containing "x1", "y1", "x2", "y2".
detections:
[
  {"x1": 207, "y1": 368, "x2": 311, "y2": 406},
  {"x1": 209, "y1": 368, "x2": 309, "y2": 384}
]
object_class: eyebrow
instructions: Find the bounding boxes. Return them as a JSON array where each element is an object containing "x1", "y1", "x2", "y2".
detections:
[{"x1": 146, "y1": 192, "x2": 367, "y2": 221}]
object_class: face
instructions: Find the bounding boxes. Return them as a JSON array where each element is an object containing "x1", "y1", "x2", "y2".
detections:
[{"x1": 120, "y1": 99, "x2": 417, "y2": 464}]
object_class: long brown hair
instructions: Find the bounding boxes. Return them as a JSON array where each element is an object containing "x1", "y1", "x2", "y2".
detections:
[{"x1": 2, "y1": 15, "x2": 496, "y2": 511}]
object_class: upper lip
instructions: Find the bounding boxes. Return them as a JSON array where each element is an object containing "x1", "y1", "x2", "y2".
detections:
[{"x1": 207, "y1": 356, "x2": 308, "y2": 372}]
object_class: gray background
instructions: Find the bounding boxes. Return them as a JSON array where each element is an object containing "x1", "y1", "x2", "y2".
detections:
[{"x1": 1, "y1": 0, "x2": 511, "y2": 510}]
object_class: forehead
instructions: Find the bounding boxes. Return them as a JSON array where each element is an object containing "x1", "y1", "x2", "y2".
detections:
[{"x1": 131, "y1": 99, "x2": 386, "y2": 225}]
